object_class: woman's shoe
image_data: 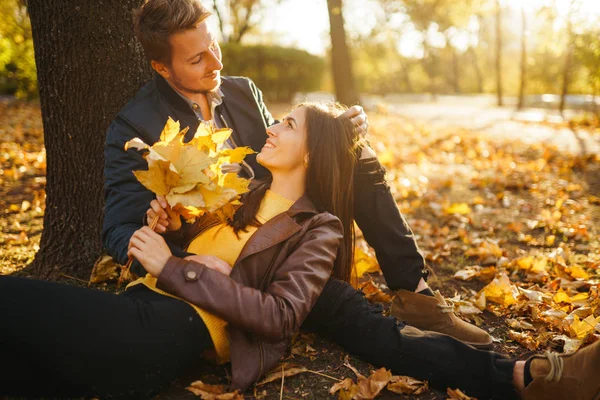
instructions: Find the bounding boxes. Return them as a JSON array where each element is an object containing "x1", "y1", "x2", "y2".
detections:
[
  {"x1": 390, "y1": 289, "x2": 493, "y2": 349},
  {"x1": 522, "y1": 341, "x2": 600, "y2": 400}
]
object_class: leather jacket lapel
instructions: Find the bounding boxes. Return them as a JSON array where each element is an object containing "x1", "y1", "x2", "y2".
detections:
[
  {"x1": 235, "y1": 213, "x2": 301, "y2": 265},
  {"x1": 235, "y1": 195, "x2": 320, "y2": 264}
]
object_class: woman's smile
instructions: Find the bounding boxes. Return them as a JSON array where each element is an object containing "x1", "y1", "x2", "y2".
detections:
[{"x1": 262, "y1": 138, "x2": 277, "y2": 149}]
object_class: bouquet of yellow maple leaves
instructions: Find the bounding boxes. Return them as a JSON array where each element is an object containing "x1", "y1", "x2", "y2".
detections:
[
  {"x1": 116, "y1": 117, "x2": 254, "y2": 285},
  {"x1": 125, "y1": 117, "x2": 254, "y2": 221}
]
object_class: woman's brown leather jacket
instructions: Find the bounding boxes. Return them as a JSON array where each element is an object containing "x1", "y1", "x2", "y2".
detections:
[{"x1": 156, "y1": 194, "x2": 343, "y2": 390}]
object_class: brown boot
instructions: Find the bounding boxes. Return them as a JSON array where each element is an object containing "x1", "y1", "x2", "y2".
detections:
[
  {"x1": 521, "y1": 341, "x2": 600, "y2": 400},
  {"x1": 390, "y1": 289, "x2": 492, "y2": 349}
]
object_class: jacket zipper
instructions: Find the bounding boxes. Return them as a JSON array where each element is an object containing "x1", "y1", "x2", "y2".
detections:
[{"x1": 256, "y1": 245, "x2": 283, "y2": 381}]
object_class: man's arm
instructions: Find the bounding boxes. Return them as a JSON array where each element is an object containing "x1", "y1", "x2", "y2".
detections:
[
  {"x1": 353, "y1": 157, "x2": 428, "y2": 292},
  {"x1": 247, "y1": 79, "x2": 277, "y2": 127},
  {"x1": 102, "y1": 118, "x2": 190, "y2": 270}
]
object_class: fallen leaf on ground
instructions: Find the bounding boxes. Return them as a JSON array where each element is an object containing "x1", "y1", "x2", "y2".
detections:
[
  {"x1": 446, "y1": 387, "x2": 477, "y2": 399},
  {"x1": 387, "y1": 375, "x2": 428, "y2": 395},
  {"x1": 480, "y1": 273, "x2": 519, "y2": 307},
  {"x1": 186, "y1": 381, "x2": 242, "y2": 399},
  {"x1": 357, "y1": 279, "x2": 393, "y2": 304},
  {"x1": 256, "y1": 364, "x2": 308, "y2": 386},
  {"x1": 89, "y1": 253, "x2": 119, "y2": 283}
]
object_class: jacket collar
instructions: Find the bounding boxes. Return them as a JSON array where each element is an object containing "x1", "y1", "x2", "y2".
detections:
[
  {"x1": 155, "y1": 74, "x2": 196, "y2": 117},
  {"x1": 235, "y1": 194, "x2": 321, "y2": 264}
]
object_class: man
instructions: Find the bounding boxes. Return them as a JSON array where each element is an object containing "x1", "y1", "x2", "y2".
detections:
[{"x1": 103, "y1": 0, "x2": 490, "y2": 361}]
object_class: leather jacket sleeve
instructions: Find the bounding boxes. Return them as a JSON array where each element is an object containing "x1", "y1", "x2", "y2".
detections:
[{"x1": 155, "y1": 213, "x2": 343, "y2": 343}]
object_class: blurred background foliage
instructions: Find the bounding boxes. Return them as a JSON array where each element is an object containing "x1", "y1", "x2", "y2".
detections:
[
  {"x1": 1, "y1": 0, "x2": 600, "y2": 109},
  {"x1": 0, "y1": 0, "x2": 36, "y2": 99},
  {"x1": 221, "y1": 44, "x2": 325, "y2": 102}
]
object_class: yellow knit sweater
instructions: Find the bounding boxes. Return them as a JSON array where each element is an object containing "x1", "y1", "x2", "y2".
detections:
[{"x1": 128, "y1": 190, "x2": 294, "y2": 364}]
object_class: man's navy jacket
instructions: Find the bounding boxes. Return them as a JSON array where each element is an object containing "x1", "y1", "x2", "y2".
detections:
[{"x1": 102, "y1": 74, "x2": 426, "y2": 290}]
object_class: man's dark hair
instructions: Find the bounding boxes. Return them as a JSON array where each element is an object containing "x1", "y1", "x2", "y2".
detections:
[{"x1": 133, "y1": 0, "x2": 212, "y2": 63}]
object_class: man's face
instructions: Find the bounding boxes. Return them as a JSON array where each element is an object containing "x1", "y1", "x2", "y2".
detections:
[{"x1": 156, "y1": 20, "x2": 223, "y2": 95}]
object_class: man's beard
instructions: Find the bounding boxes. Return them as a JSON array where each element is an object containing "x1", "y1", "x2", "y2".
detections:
[{"x1": 174, "y1": 75, "x2": 221, "y2": 95}]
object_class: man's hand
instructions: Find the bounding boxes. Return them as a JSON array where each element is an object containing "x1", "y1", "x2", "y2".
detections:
[
  {"x1": 185, "y1": 254, "x2": 232, "y2": 276},
  {"x1": 147, "y1": 195, "x2": 182, "y2": 232},
  {"x1": 342, "y1": 105, "x2": 369, "y2": 137},
  {"x1": 127, "y1": 226, "x2": 172, "y2": 277},
  {"x1": 342, "y1": 105, "x2": 376, "y2": 160}
]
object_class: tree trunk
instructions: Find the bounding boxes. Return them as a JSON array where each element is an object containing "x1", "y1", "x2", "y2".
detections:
[
  {"x1": 495, "y1": 0, "x2": 503, "y2": 106},
  {"x1": 27, "y1": 0, "x2": 152, "y2": 279},
  {"x1": 469, "y1": 46, "x2": 484, "y2": 93},
  {"x1": 326, "y1": 0, "x2": 359, "y2": 105},
  {"x1": 517, "y1": 6, "x2": 527, "y2": 110},
  {"x1": 422, "y1": 41, "x2": 437, "y2": 101},
  {"x1": 451, "y1": 46, "x2": 460, "y2": 94},
  {"x1": 559, "y1": 15, "x2": 574, "y2": 115},
  {"x1": 400, "y1": 61, "x2": 414, "y2": 93}
]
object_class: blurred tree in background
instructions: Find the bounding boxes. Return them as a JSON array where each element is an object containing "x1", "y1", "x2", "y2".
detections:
[
  {"x1": 0, "y1": 0, "x2": 37, "y2": 98},
  {"x1": 221, "y1": 44, "x2": 325, "y2": 101},
  {"x1": 3, "y1": 0, "x2": 600, "y2": 107}
]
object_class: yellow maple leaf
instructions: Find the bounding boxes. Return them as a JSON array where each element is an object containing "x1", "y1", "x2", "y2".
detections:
[
  {"x1": 352, "y1": 246, "x2": 381, "y2": 282},
  {"x1": 219, "y1": 173, "x2": 250, "y2": 195},
  {"x1": 553, "y1": 288, "x2": 571, "y2": 304},
  {"x1": 198, "y1": 185, "x2": 238, "y2": 212},
  {"x1": 166, "y1": 186, "x2": 206, "y2": 209},
  {"x1": 125, "y1": 118, "x2": 252, "y2": 221},
  {"x1": 159, "y1": 117, "x2": 181, "y2": 143},
  {"x1": 570, "y1": 315, "x2": 599, "y2": 339},
  {"x1": 211, "y1": 127, "x2": 233, "y2": 146},
  {"x1": 568, "y1": 265, "x2": 590, "y2": 280},
  {"x1": 219, "y1": 147, "x2": 255, "y2": 164},
  {"x1": 444, "y1": 203, "x2": 471, "y2": 215},
  {"x1": 133, "y1": 159, "x2": 180, "y2": 196},
  {"x1": 480, "y1": 273, "x2": 519, "y2": 307}
]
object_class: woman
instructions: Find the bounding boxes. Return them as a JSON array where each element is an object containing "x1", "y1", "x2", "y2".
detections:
[
  {"x1": 1, "y1": 102, "x2": 599, "y2": 400},
  {"x1": 0, "y1": 102, "x2": 356, "y2": 398}
]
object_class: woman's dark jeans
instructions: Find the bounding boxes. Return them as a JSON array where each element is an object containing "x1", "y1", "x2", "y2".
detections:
[
  {"x1": 304, "y1": 279, "x2": 519, "y2": 400},
  {"x1": 1, "y1": 276, "x2": 517, "y2": 400},
  {"x1": 0, "y1": 276, "x2": 211, "y2": 399}
]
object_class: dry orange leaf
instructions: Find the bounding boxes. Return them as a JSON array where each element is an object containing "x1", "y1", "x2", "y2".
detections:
[
  {"x1": 352, "y1": 246, "x2": 381, "y2": 282},
  {"x1": 89, "y1": 253, "x2": 119, "y2": 284},
  {"x1": 480, "y1": 273, "x2": 519, "y2": 307},
  {"x1": 387, "y1": 375, "x2": 428, "y2": 395},
  {"x1": 357, "y1": 279, "x2": 393, "y2": 304},
  {"x1": 256, "y1": 364, "x2": 308, "y2": 386},
  {"x1": 186, "y1": 381, "x2": 242, "y2": 399},
  {"x1": 447, "y1": 387, "x2": 477, "y2": 399}
]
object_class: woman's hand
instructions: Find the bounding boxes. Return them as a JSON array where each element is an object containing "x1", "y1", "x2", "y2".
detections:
[
  {"x1": 128, "y1": 226, "x2": 172, "y2": 277},
  {"x1": 184, "y1": 255, "x2": 232, "y2": 276},
  {"x1": 146, "y1": 195, "x2": 182, "y2": 233}
]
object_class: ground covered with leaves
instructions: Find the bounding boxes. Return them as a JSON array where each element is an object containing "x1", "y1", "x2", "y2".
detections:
[{"x1": 2, "y1": 100, "x2": 600, "y2": 399}]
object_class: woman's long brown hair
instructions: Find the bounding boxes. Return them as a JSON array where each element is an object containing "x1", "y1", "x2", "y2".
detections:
[{"x1": 227, "y1": 102, "x2": 359, "y2": 283}]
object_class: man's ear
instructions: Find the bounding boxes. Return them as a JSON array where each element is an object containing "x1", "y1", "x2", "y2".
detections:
[{"x1": 151, "y1": 60, "x2": 171, "y2": 80}]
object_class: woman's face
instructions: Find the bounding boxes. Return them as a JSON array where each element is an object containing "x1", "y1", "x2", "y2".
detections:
[{"x1": 257, "y1": 107, "x2": 308, "y2": 174}]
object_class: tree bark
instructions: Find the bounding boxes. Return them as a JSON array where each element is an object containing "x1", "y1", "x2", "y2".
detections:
[
  {"x1": 559, "y1": 9, "x2": 575, "y2": 115},
  {"x1": 469, "y1": 46, "x2": 484, "y2": 93},
  {"x1": 517, "y1": 5, "x2": 527, "y2": 110},
  {"x1": 495, "y1": 0, "x2": 503, "y2": 106},
  {"x1": 326, "y1": 0, "x2": 359, "y2": 105},
  {"x1": 450, "y1": 45, "x2": 460, "y2": 94},
  {"x1": 27, "y1": 0, "x2": 152, "y2": 279}
]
